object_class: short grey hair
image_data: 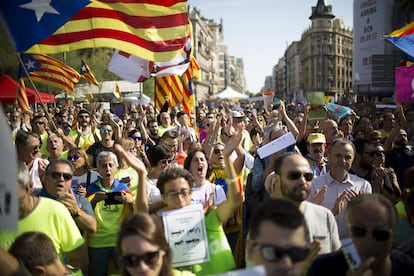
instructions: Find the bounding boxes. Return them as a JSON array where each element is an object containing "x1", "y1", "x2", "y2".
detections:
[{"x1": 96, "y1": 151, "x2": 119, "y2": 168}]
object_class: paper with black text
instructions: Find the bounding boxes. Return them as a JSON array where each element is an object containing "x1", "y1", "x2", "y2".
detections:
[
  {"x1": 257, "y1": 132, "x2": 296, "y2": 159},
  {"x1": 162, "y1": 204, "x2": 209, "y2": 267}
]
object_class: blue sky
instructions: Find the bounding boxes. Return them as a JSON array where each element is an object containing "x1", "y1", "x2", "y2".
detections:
[{"x1": 187, "y1": 0, "x2": 353, "y2": 93}]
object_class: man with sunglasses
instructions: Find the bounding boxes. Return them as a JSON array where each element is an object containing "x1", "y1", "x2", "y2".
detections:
[
  {"x1": 86, "y1": 123, "x2": 115, "y2": 168},
  {"x1": 266, "y1": 152, "x2": 340, "y2": 254},
  {"x1": 350, "y1": 139, "x2": 401, "y2": 204},
  {"x1": 69, "y1": 109, "x2": 100, "y2": 151},
  {"x1": 308, "y1": 194, "x2": 410, "y2": 275},
  {"x1": 246, "y1": 199, "x2": 310, "y2": 276},
  {"x1": 40, "y1": 160, "x2": 96, "y2": 235}
]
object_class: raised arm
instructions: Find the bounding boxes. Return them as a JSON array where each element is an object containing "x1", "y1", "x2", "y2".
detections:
[
  {"x1": 113, "y1": 143, "x2": 149, "y2": 213},
  {"x1": 279, "y1": 100, "x2": 299, "y2": 139},
  {"x1": 216, "y1": 123, "x2": 243, "y2": 223}
]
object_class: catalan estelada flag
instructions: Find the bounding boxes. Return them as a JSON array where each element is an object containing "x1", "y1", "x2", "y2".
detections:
[
  {"x1": 20, "y1": 53, "x2": 81, "y2": 95},
  {"x1": 0, "y1": 0, "x2": 89, "y2": 52},
  {"x1": 25, "y1": 0, "x2": 191, "y2": 62},
  {"x1": 385, "y1": 21, "x2": 414, "y2": 58},
  {"x1": 17, "y1": 79, "x2": 30, "y2": 111},
  {"x1": 80, "y1": 60, "x2": 99, "y2": 86}
]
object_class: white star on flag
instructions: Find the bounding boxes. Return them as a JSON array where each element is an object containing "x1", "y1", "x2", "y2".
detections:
[
  {"x1": 20, "y1": 0, "x2": 59, "y2": 22},
  {"x1": 24, "y1": 59, "x2": 36, "y2": 70}
]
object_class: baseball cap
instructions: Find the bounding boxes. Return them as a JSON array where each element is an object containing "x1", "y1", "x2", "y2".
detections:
[
  {"x1": 307, "y1": 133, "x2": 326, "y2": 144},
  {"x1": 77, "y1": 109, "x2": 90, "y2": 117}
]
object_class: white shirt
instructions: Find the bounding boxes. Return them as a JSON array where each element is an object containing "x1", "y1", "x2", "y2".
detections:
[
  {"x1": 191, "y1": 180, "x2": 227, "y2": 207},
  {"x1": 146, "y1": 177, "x2": 162, "y2": 204},
  {"x1": 309, "y1": 172, "x2": 372, "y2": 239}
]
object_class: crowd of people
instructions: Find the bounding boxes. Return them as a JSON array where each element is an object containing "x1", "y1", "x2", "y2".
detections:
[{"x1": 1, "y1": 97, "x2": 414, "y2": 275}]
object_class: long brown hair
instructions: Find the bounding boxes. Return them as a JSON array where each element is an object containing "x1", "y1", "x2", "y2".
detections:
[{"x1": 117, "y1": 213, "x2": 173, "y2": 276}]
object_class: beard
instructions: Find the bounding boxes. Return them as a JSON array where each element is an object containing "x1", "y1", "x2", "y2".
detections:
[{"x1": 281, "y1": 183, "x2": 310, "y2": 203}]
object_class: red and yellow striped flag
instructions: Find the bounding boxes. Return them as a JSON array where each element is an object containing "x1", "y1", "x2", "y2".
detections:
[
  {"x1": 181, "y1": 57, "x2": 201, "y2": 115},
  {"x1": 17, "y1": 79, "x2": 30, "y2": 111},
  {"x1": 27, "y1": 0, "x2": 191, "y2": 62},
  {"x1": 155, "y1": 75, "x2": 183, "y2": 111},
  {"x1": 21, "y1": 53, "x2": 80, "y2": 95}
]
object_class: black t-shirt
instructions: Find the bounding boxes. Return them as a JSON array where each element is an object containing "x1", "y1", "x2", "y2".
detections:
[{"x1": 86, "y1": 141, "x2": 113, "y2": 168}]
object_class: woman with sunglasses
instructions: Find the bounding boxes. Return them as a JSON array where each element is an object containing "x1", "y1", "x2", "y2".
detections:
[
  {"x1": 117, "y1": 213, "x2": 194, "y2": 276},
  {"x1": 128, "y1": 128, "x2": 150, "y2": 168},
  {"x1": 68, "y1": 148, "x2": 100, "y2": 196},
  {"x1": 308, "y1": 193, "x2": 410, "y2": 275}
]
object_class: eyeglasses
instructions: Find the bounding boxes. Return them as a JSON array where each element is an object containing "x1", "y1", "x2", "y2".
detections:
[
  {"x1": 253, "y1": 242, "x2": 310, "y2": 263},
  {"x1": 67, "y1": 154, "x2": 81, "y2": 161},
  {"x1": 213, "y1": 148, "x2": 224, "y2": 154},
  {"x1": 50, "y1": 171, "x2": 73, "y2": 181},
  {"x1": 286, "y1": 171, "x2": 314, "y2": 181},
  {"x1": 364, "y1": 151, "x2": 384, "y2": 157},
  {"x1": 131, "y1": 136, "x2": 142, "y2": 141},
  {"x1": 166, "y1": 188, "x2": 190, "y2": 199},
  {"x1": 350, "y1": 225, "x2": 392, "y2": 242},
  {"x1": 101, "y1": 128, "x2": 112, "y2": 134},
  {"x1": 122, "y1": 251, "x2": 160, "y2": 267}
]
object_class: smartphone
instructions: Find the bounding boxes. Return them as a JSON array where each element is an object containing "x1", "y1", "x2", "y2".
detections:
[{"x1": 105, "y1": 192, "x2": 122, "y2": 205}]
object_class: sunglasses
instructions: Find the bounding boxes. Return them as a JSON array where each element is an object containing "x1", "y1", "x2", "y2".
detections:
[
  {"x1": 213, "y1": 148, "x2": 224, "y2": 154},
  {"x1": 131, "y1": 136, "x2": 142, "y2": 141},
  {"x1": 122, "y1": 251, "x2": 160, "y2": 267},
  {"x1": 78, "y1": 115, "x2": 90, "y2": 119},
  {"x1": 350, "y1": 225, "x2": 392, "y2": 242},
  {"x1": 50, "y1": 171, "x2": 73, "y2": 181},
  {"x1": 166, "y1": 188, "x2": 190, "y2": 199},
  {"x1": 101, "y1": 129, "x2": 112, "y2": 133},
  {"x1": 160, "y1": 159, "x2": 173, "y2": 165},
  {"x1": 254, "y1": 243, "x2": 310, "y2": 263},
  {"x1": 67, "y1": 154, "x2": 81, "y2": 161},
  {"x1": 364, "y1": 151, "x2": 384, "y2": 157},
  {"x1": 34, "y1": 121, "x2": 45, "y2": 126},
  {"x1": 286, "y1": 171, "x2": 314, "y2": 181}
]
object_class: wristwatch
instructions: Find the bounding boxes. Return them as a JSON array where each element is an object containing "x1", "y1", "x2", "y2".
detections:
[{"x1": 73, "y1": 208, "x2": 83, "y2": 218}]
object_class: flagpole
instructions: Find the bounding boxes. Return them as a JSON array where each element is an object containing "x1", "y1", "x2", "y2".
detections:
[{"x1": 17, "y1": 54, "x2": 58, "y2": 131}]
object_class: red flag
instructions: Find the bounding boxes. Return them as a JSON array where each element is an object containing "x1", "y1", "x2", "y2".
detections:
[
  {"x1": 26, "y1": 0, "x2": 191, "y2": 63},
  {"x1": 17, "y1": 79, "x2": 30, "y2": 111},
  {"x1": 395, "y1": 66, "x2": 414, "y2": 103},
  {"x1": 181, "y1": 57, "x2": 200, "y2": 115}
]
